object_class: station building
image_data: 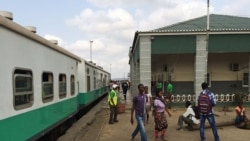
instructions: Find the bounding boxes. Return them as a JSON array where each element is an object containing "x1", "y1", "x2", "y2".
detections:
[{"x1": 129, "y1": 14, "x2": 250, "y2": 106}]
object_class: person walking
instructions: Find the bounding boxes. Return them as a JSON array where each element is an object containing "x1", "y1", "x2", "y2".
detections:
[
  {"x1": 198, "y1": 82, "x2": 220, "y2": 141},
  {"x1": 176, "y1": 101, "x2": 200, "y2": 131},
  {"x1": 130, "y1": 84, "x2": 148, "y2": 141},
  {"x1": 166, "y1": 80, "x2": 173, "y2": 109},
  {"x1": 153, "y1": 89, "x2": 171, "y2": 141},
  {"x1": 144, "y1": 86, "x2": 152, "y2": 123},
  {"x1": 122, "y1": 80, "x2": 129, "y2": 101},
  {"x1": 108, "y1": 84, "x2": 119, "y2": 124}
]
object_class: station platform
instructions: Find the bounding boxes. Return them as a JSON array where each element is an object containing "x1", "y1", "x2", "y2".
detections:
[{"x1": 58, "y1": 90, "x2": 250, "y2": 141}]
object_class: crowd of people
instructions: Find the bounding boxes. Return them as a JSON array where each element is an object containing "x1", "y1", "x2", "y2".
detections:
[{"x1": 108, "y1": 81, "x2": 248, "y2": 141}]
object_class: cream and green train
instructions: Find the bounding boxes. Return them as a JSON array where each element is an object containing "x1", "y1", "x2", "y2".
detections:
[{"x1": 0, "y1": 11, "x2": 110, "y2": 141}]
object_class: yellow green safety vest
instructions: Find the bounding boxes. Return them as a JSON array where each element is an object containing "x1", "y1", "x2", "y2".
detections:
[{"x1": 108, "y1": 89, "x2": 118, "y2": 105}]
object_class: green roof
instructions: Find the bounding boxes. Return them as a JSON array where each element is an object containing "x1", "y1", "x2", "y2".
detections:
[{"x1": 149, "y1": 14, "x2": 250, "y2": 32}]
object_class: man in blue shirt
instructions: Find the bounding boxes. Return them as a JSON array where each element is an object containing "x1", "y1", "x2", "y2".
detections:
[
  {"x1": 130, "y1": 84, "x2": 148, "y2": 141},
  {"x1": 122, "y1": 81, "x2": 129, "y2": 100},
  {"x1": 198, "y1": 82, "x2": 220, "y2": 141}
]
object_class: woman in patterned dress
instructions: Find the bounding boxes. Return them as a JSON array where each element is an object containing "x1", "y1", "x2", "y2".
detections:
[{"x1": 153, "y1": 89, "x2": 171, "y2": 141}]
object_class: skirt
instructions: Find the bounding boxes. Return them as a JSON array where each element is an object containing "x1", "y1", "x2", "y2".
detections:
[{"x1": 154, "y1": 112, "x2": 168, "y2": 131}]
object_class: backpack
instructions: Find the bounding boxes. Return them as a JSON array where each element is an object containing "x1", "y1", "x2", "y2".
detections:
[
  {"x1": 192, "y1": 105, "x2": 200, "y2": 119},
  {"x1": 198, "y1": 91, "x2": 212, "y2": 115}
]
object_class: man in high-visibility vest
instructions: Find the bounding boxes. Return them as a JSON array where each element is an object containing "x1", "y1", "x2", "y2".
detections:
[{"x1": 108, "y1": 84, "x2": 119, "y2": 124}]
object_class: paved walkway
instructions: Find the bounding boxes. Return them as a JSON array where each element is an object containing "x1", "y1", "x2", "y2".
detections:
[{"x1": 59, "y1": 90, "x2": 250, "y2": 141}]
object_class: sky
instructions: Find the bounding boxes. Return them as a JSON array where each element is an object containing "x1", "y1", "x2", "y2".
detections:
[{"x1": 1, "y1": 0, "x2": 250, "y2": 79}]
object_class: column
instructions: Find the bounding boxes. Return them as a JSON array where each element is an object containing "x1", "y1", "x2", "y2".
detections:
[
  {"x1": 248, "y1": 55, "x2": 250, "y2": 92},
  {"x1": 195, "y1": 35, "x2": 208, "y2": 101},
  {"x1": 139, "y1": 36, "x2": 152, "y2": 93}
]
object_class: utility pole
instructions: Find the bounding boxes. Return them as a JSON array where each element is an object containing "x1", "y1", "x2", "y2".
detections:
[
  {"x1": 110, "y1": 64, "x2": 112, "y2": 74},
  {"x1": 89, "y1": 40, "x2": 93, "y2": 61},
  {"x1": 205, "y1": 0, "x2": 210, "y2": 83}
]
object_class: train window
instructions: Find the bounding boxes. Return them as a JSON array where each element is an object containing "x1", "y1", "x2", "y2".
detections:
[
  {"x1": 87, "y1": 76, "x2": 91, "y2": 91},
  {"x1": 42, "y1": 72, "x2": 54, "y2": 103},
  {"x1": 86, "y1": 68, "x2": 89, "y2": 74},
  {"x1": 94, "y1": 77, "x2": 96, "y2": 89},
  {"x1": 104, "y1": 75, "x2": 107, "y2": 85},
  {"x1": 70, "y1": 75, "x2": 75, "y2": 95},
  {"x1": 59, "y1": 74, "x2": 66, "y2": 98},
  {"x1": 100, "y1": 73, "x2": 103, "y2": 86},
  {"x1": 13, "y1": 69, "x2": 33, "y2": 110}
]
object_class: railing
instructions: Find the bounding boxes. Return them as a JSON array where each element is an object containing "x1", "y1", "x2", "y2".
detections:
[{"x1": 168, "y1": 94, "x2": 250, "y2": 103}]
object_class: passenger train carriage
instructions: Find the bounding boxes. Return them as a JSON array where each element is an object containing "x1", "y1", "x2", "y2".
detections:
[{"x1": 0, "y1": 11, "x2": 110, "y2": 141}]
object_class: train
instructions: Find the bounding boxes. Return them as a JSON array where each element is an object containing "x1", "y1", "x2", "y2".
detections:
[{"x1": 0, "y1": 11, "x2": 110, "y2": 141}]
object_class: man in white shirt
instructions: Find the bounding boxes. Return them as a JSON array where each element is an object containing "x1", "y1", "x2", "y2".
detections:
[{"x1": 176, "y1": 101, "x2": 200, "y2": 131}]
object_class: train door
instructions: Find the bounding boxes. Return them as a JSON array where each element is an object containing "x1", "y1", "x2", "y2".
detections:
[{"x1": 87, "y1": 76, "x2": 90, "y2": 91}]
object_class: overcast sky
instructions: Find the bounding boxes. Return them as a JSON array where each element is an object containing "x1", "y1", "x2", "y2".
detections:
[{"x1": 1, "y1": 0, "x2": 250, "y2": 79}]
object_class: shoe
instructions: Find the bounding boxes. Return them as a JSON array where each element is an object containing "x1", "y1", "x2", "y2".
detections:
[
  {"x1": 161, "y1": 136, "x2": 168, "y2": 141},
  {"x1": 187, "y1": 125, "x2": 194, "y2": 131},
  {"x1": 130, "y1": 136, "x2": 134, "y2": 141},
  {"x1": 176, "y1": 128, "x2": 183, "y2": 131},
  {"x1": 176, "y1": 126, "x2": 182, "y2": 130},
  {"x1": 113, "y1": 119, "x2": 118, "y2": 122},
  {"x1": 109, "y1": 121, "x2": 113, "y2": 124}
]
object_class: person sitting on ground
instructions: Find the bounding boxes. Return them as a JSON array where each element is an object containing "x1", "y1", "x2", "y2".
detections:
[
  {"x1": 235, "y1": 101, "x2": 247, "y2": 126},
  {"x1": 176, "y1": 101, "x2": 200, "y2": 131}
]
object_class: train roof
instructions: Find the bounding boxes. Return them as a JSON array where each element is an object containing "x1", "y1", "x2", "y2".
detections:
[
  {"x1": 0, "y1": 15, "x2": 81, "y2": 62},
  {"x1": 83, "y1": 59, "x2": 110, "y2": 74}
]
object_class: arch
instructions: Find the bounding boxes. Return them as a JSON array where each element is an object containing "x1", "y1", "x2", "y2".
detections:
[
  {"x1": 187, "y1": 95, "x2": 192, "y2": 101},
  {"x1": 176, "y1": 94, "x2": 180, "y2": 102},
  {"x1": 171, "y1": 95, "x2": 174, "y2": 101},
  {"x1": 220, "y1": 94, "x2": 224, "y2": 102},
  {"x1": 182, "y1": 94, "x2": 186, "y2": 102},
  {"x1": 193, "y1": 95, "x2": 196, "y2": 101},
  {"x1": 231, "y1": 94, "x2": 235, "y2": 101},
  {"x1": 215, "y1": 94, "x2": 219, "y2": 101},
  {"x1": 225, "y1": 94, "x2": 230, "y2": 102},
  {"x1": 172, "y1": 95, "x2": 177, "y2": 103}
]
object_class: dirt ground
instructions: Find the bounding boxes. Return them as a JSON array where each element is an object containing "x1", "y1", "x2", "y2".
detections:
[
  {"x1": 58, "y1": 90, "x2": 250, "y2": 141},
  {"x1": 67, "y1": 107, "x2": 250, "y2": 141}
]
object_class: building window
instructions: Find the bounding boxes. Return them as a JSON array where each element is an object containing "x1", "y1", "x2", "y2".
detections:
[
  {"x1": 167, "y1": 73, "x2": 172, "y2": 82},
  {"x1": 71, "y1": 75, "x2": 75, "y2": 95},
  {"x1": 13, "y1": 69, "x2": 33, "y2": 110},
  {"x1": 59, "y1": 74, "x2": 66, "y2": 98},
  {"x1": 243, "y1": 72, "x2": 249, "y2": 86},
  {"x1": 42, "y1": 72, "x2": 53, "y2": 102}
]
